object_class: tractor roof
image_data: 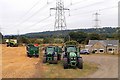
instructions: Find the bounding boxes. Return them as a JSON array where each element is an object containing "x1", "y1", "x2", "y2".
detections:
[
  {"x1": 47, "y1": 46, "x2": 58, "y2": 48},
  {"x1": 65, "y1": 41, "x2": 79, "y2": 46},
  {"x1": 66, "y1": 45, "x2": 77, "y2": 47}
]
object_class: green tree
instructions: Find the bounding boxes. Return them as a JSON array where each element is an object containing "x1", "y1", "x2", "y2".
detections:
[
  {"x1": 19, "y1": 36, "x2": 30, "y2": 44},
  {"x1": 88, "y1": 33, "x2": 101, "y2": 40},
  {"x1": 69, "y1": 31, "x2": 87, "y2": 44},
  {"x1": 43, "y1": 38, "x2": 54, "y2": 44}
]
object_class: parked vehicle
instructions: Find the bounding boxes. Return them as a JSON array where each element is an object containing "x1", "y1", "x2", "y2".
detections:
[
  {"x1": 6, "y1": 39, "x2": 18, "y2": 47},
  {"x1": 43, "y1": 46, "x2": 62, "y2": 64},
  {"x1": 26, "y1": 44, "x2": 39, "y2": 58},
  {"x1": 62, "y1": 41, "x2": 83, "y2": 69},
  {"x1": 80, "y1": 49, "x2": 90, "y2": 54}
]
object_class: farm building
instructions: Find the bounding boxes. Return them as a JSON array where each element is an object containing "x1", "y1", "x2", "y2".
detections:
[{"x1": 85, "y1": 40, "x2": 119, "y2": 54}]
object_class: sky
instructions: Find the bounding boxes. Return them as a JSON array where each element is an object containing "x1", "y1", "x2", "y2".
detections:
[{"x1": 0, "y1": 0, "x2": 119, "y2": 35}]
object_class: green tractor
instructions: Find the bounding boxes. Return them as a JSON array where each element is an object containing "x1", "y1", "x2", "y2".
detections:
[
  {"x1": 26, "y1": 44, "x2": 39, "y2": 58},
  {"x1": 62, "y1": 41, "x2": 83, "y2": 69},
  {"x1": 43, "y1": 46, "x2": 62, "y2": 64},
  {"x1": 6, "y1": 39, "x2": 18, "y2": 47}
]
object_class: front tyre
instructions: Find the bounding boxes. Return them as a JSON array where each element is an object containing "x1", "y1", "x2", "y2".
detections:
[
  {"x1": 77, "y1": 57, "x2": 83, "y2": 69},
  {"x1": 35, "y1": 55, "x2": 39, "y2": 58},
  {"x1": 63, "y1": 58, "x2": 68, "y2": 69}
]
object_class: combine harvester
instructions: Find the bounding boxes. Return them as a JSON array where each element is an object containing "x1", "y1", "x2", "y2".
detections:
[
  {"x1": 62, "y1": 41, "x2": 83, "y2": 69},
  {"x1": 43, "y1": 45, "x2": 62, "y2": 64}
]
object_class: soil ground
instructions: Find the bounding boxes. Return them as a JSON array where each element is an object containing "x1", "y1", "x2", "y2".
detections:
[{"x1": 1, "y1": 44, "x2": 118, "y2": 78}]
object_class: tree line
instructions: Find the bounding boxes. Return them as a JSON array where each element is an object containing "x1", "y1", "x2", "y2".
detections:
[{"x1": 2, "y1": 27, "x2": 120, "y2": 44}]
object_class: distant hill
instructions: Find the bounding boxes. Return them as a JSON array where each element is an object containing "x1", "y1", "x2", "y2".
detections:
[
  {"x1": 23, "y1": 27, "x2": 118, "y2": 38},
  {"x1": 4, "y1": 27, "x2": 118, "y2": 38}
]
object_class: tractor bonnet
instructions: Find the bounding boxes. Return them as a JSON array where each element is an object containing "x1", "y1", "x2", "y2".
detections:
[{"x1": 69, "y1": 52, "x2": 77, "y2": 57}]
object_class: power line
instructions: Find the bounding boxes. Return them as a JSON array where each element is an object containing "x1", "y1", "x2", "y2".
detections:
[
  {"x1": 15, "y1": 4, "x2": 48, "y2": 26},
  {"x1": 21, "y1": 15, "x2": 54, "y2": 30},
  {"x1": 9, "y1": 0, "x2": 55, "y2": 29},
  {"x1": 71, "y1": 0, "x2": 88, "y2": 6},
  {"x1": 30, "y1": 23, "x2": 53, "y2": 31},
  {"x1": 19, "y1": 0, "x2": 41, "y2": 20},
  {"x1": 28, "y1": 16, "x2": 52, "y2": 28},
  {"x1": 3, "y1": 0, "x2": 41, "y2": 28},
  {"x1": 65, "y1": 6, "x2": 118, "y2": 29},
  {"x1": 66, "y1": 0, "x2": 88, "y2": 7},
  {"x1": 7, "y1": 6, "x2": 117, "y2": 34},
  {"x1": 72, "y1": 1, "x2": 104, "y2": 11},
  {"x1": 70, "y1": 6, "x2": 118, "y2": 17},
  {"x1": 99, "y1": 6, "x2": 117, "y2": 11}
]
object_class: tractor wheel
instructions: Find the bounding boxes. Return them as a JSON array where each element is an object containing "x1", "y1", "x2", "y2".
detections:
[
  {"x1": 58, "y1": 54, "x2": 61, "y2": 60},
  {"x1": 27, "y1": 52, "x2": 30, "y2": 57},
  {"x1": 43, "y1": 57, "x2": 47, "y2": 63},
  {"x1": 53, "y1": 57, "x2": 58, "y2": 64},
  {"x1": 52, "y1": 53, "x2": 58, "y2": 64},
  {"x1": 7, "y1": 45, "x2": 9, "y2": 47},
  {"x1": 29, "y1": 55, "x2": 32, "y2": 58},
  {"x1": 35, "y1": 55, "x2": 39, "y2": 58},
  {"x1": 63, "y1": 58, "x2": 68, "y2": 69},
  {"x1": 77, "y1": 57, "x2": 83, "y2": 69},
  {"x1": 27, "y1": 54, "x2": 29, "y2": 57}
]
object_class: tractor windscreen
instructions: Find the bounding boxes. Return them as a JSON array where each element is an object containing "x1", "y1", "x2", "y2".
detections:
[
  {"x1": 67, "y1": 46, "x2": 77, "y2": 52},
  {"x1": 46, "y1": 47, "x2": 54, "y2": 53}
]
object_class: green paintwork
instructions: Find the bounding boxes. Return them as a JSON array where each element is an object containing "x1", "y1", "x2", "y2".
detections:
[
  {"x1": 27, "y1": 44, "x2": 39, "y2": 56},
  {"x1": 44, "y1": 46, "x2": 62, "y2": 63},
  {"x1": 46, "y1": 46, "x2": 62, "y2": 55},
  {"x1": 69, "y1": 52, "x2": 77, "y2": 57},
  {"x1": 64, "y1": 44, "x2": 80, "y2": 67}
]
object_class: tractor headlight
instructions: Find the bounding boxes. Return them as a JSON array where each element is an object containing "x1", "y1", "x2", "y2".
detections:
[{"x1": 71, "y1": 57, "x2": 76, "y2": 60}]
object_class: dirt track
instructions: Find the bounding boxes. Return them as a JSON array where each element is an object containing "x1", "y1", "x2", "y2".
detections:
[
  {"x1": 82, "y1": 54, "x2": 118, "y2": 78},
  {"x1": 2, "y1": 45, "x2": 118, "y2": 78}
]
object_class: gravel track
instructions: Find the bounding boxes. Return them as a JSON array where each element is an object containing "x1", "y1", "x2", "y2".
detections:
[{"x1": 82, "y1": 54, "x2": 118, "y2": 78}]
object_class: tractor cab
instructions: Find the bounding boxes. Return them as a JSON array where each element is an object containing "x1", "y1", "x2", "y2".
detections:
[{"x1": 43, "y1": 46, "x2": 62, "y2": 64}]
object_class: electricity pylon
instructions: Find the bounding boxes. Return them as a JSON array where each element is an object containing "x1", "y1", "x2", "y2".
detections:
[
  {"x1": 50, "y1": 0, "x2": 70, "y2": 31},
  {"x1": 94, "y1": 12, "x2": 100, "y2": 28}
]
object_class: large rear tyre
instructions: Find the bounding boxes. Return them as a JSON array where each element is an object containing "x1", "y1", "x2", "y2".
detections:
[
  {"x1": 58, "y1": 54, "x2": 61, "y2": 60},
  {"x1": 63, "y1": 58, "x2": 68, "y2": 69},
  {"x1": 77, "y1": 57, "x2": 83, "y2": 69},
  {"x1": 29, "y1": 55, "x2": 32, "y2": 58}
]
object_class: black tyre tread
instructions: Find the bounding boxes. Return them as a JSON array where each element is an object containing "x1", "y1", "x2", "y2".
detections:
[
  {"x1": 58, "y1": 54, "x2": 61, "y2": 60},
  {"x1": 78, "y1": 58, "x2": 83, "y2": 69},
  {"x1": 63, "y1": 58, "x2": 68, "y2": 69},
  {"x1": 35, "y1": 55, "x2": 39, "y2": 58}
]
